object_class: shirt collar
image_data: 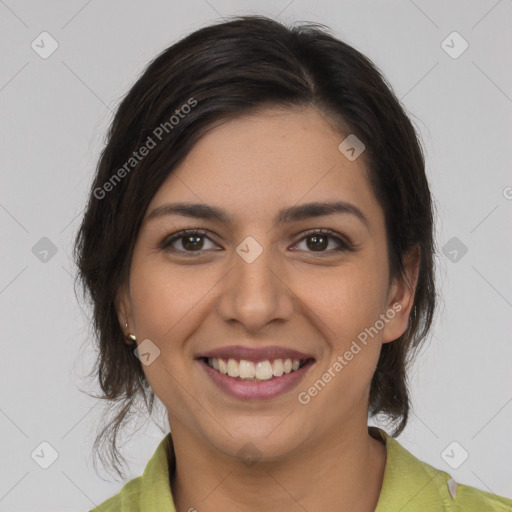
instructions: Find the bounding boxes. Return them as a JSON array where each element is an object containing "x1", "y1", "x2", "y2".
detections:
[
  {"x1": 130, "y1": 433, "x2": 176, "y2": 511},
  {"x1": 371, "y1": 426, "x2": 450, "y2": 511}
]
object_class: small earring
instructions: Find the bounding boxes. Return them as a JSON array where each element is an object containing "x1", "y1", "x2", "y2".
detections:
[{"x1": 125, "y1": 322, "x2": 137, "y2": 342}]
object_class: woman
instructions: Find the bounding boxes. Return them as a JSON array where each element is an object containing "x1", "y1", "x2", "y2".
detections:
[{"x1": 75, "y1": 15, "x2": 512, "y2": 512}]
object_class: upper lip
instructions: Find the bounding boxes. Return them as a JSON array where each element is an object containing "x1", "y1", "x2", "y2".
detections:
[{"x1": 197, "y1": 345, "x2": 315, "y2": 363}]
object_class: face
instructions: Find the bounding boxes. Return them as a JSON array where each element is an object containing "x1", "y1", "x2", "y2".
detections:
[{"x1": 117, "y1": 106, "x2": 417, "y2": 462}]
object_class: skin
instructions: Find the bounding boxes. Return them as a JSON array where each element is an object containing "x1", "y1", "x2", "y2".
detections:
[{"x1": 116, "y1": 106, "x2": 419, "y2": 512}]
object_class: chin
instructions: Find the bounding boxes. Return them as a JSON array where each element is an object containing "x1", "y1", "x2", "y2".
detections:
[{"x1": 205, "y1": 420, "x2": 305, "y2": 464}]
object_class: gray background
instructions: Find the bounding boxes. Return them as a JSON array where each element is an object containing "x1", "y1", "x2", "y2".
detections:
[{"x1": 1, "y1": 1, "x2": 511, "y2": 510}]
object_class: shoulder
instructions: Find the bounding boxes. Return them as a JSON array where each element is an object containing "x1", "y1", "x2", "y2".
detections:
[
  {"x1": 372, "y1": 427, "x2": 512, "y2": 511},
  {"x1": 89, "y1": 434, "x2": 176, "y2": 512},
  {"x1": 89, "y1": 476, "x2": 143, "y2": 512},
  {"x1": 453, "y1": 483, "x2": 512, "y2": 510}
]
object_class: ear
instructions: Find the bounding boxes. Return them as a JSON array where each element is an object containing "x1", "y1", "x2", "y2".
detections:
[
  {"x1": 114, "y1": 283, "x2": 134, "y2": 344},
  {"x1": 381, "y1": 245, "x2": 421, "y2": 344}
]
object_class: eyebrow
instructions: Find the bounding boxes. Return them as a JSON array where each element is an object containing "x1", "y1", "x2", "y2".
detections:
[{"x1": 146, "y1": 200, "x2": 369, "y2": 228}]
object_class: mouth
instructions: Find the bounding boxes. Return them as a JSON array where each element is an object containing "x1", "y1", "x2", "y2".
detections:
[
  {"x1": 195, "y1": 347, "x2": 316, "y2": 400},
  {"x1": 200, "y1": 356, "x2": 312, "y2": 381}
]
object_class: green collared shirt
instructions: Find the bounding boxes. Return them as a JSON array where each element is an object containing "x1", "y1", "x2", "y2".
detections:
[{"x1": 90, "y1": 428, "x2": 512, "y2": 511}]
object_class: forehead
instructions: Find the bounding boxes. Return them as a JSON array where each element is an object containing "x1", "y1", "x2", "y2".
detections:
[{"x1": 147, "y1": 106, "x2": 381, "y2": 227}]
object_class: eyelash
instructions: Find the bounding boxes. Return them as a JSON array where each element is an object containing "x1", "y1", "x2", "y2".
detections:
[{"x1": 159, "y1": 228, "x2": 356, "y2": 256}]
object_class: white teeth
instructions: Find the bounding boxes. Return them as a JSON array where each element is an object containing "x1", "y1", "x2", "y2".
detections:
[
  {"x1": 255, "y1": 361, "x2": 273, "y2": 380},
  {"x1": 272, "y1": 359, "x2": 284, "y2": 377},
  {"x1": 239, "y1": 359, "x2": 256, "y2": 379},
  {"x1": 207, "y1": 357, "x2": 305, "y2": 380},
  {"x1": 218, "y1": 358, "x2": 228, "y2": 375},
  {"x1": 227, "y1": 358, "x2": 239, "y2": 377}
]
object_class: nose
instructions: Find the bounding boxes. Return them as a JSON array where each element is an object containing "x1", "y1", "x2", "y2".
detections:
[{"x1": 217, "y1": 243, "x2": 295, "y2": 332}]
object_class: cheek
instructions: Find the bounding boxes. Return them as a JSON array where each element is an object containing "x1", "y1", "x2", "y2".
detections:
[
  {"x1": 299, "y1": 268, "x2": 386, "y2": 413},
  {"x1": 307, "y1": 261, "x2": 389, "y2": 345},
  {"x1": 302, "y1": 258, "x2": 389, "y2": 402},
  {"x1": 129, "y1": 255, "x2": 215, "y2": 342},
  {"x1": 128, "y1": 259, "x2": 211, "y2": 411}
]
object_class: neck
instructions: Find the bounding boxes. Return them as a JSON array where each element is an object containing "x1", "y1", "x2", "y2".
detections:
[{"x1": 169, "y1": 420, "x2": 387, "y2": 512}]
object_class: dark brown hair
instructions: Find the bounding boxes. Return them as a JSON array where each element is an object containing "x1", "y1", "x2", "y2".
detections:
[{"x1": 75, "y1": 15, "x2": 436, "y2": 478}]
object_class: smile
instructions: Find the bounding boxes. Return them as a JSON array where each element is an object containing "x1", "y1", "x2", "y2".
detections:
[
  {"x1": 196, "y1": 345, "x2": 316, "y2": 399},
  {"x1": 204, "y1": 357, "x2": 308, "y2": 381}
]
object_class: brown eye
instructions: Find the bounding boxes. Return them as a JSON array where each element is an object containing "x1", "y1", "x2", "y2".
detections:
[
  {"x1": 160, "y1": 229, "x2": 220, "y2": 254},
  {"x1": 293, "y1": 229, "x2": 356, "y2": 254},
  {"x1": 181, "y1": 234, "x2": 204, "y2": 251},
  {"x1": 306, "y1": 234, "x2": 329, "y2": 251}
]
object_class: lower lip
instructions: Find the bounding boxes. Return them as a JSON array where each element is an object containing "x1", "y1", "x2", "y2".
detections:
[{"x1": 198, "y1": 359, "x2": 315, "y2": 400}]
